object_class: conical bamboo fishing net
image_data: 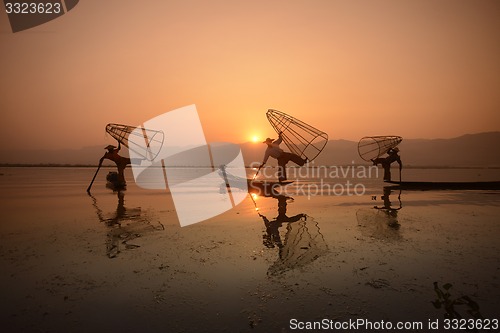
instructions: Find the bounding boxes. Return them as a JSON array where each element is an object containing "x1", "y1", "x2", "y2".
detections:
[
  {"x1": 357, "y1": 136, "x2": 402, "y2": 162},
  {"x1": 106, "y1": 123, "x2": 164, "y2": 161},
  {"x1": 267, "y1": 109, "x2": 328, "y2": 162}
]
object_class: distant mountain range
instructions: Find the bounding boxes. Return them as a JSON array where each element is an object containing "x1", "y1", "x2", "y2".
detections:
[
  {"x1": 1, "y1": 132, "x2": 499, "y2": 167},
  {"x1": 313, "y1": 131, "x2": 500, "y2": 167}
]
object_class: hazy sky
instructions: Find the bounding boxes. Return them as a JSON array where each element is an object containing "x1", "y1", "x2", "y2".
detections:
[{"x1": 1, "y1": 0, "x2": 499, "y2": 150}]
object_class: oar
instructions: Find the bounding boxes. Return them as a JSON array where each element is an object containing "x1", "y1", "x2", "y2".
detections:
[{"x1": 87, "y1": 161, "x2": 103, "y2": 193}]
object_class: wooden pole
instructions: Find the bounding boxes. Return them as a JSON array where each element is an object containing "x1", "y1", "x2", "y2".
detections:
[
  {"x1": 252, "y1": 165, "x2": 263, "y2": 181},
  {"x1": 87, "y1": 161, "x2": 103, "y2": 193}
]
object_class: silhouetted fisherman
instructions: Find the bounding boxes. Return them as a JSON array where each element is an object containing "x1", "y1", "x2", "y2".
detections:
[
  {"x1": 372, "y1": 148, "x2": 402, "y2": 181},
  {"x1": 100, "y1": 143, "x2": 131, "y2": 185},
  {"x1": 260, "y1": 132, "x2": 307, "y2": 183}
]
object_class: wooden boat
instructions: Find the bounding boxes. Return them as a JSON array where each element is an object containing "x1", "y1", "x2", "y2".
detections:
[{"x1": 384, "y1": 180, "x2": 500, "y2": 190}]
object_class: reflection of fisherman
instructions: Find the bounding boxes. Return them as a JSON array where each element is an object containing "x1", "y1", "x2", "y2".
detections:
[
  {"x1": 100, "y1": 143, "x2": 131, "y2": 185},
  {"x1": 259, "y1": 195, "x2": 306, "y2": 248},
  {"x1": 374, "y1": 187, "x2": 402, "y2": 228},
  {"x1": 260, "y1": 132, "x2": 307, "y2": 183},
  {"x1": 255, "y1": 194, "x2": 328, "y2": 276},
  {"x1": 90, "y1": 190, "x2": 140, "y2": 258},
  {"x1": 89, "y1": 190, "x2": 164, "y2": 258},
  {"x1": 371, "y1": 148, "x2": 402, "y2": 181}
]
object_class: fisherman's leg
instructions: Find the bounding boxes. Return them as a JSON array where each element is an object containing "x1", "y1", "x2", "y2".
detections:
[
  {"x1": 117, "y1": 164, "x2": 127, "y2": 183},
  {"x1": 288, "y1": 153, "x2": 307, "y2": 166},
  {"x1": 279, "y1": 152, "x2": 306, "y2": 166},
  {"x1": 383, "y1": 166, "x2": 391, "y2": 181},
  {"x1": 277, "y1": 158, "x2": 288, "y2": 183},
  {"x1": 118, "y1": 170, "x2": 126, "y2": 183}
]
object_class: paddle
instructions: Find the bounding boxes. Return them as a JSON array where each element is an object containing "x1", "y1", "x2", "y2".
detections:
[{"x1": 87, "y1": 161, "x2": 103, "y2": 193}]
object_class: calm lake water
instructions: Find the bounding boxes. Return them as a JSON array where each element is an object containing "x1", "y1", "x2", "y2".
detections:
[{"x1": 1, "y1": 166, "x2": 499, "y2": 332}]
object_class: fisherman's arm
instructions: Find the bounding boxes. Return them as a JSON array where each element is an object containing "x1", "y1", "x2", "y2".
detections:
[
  {"x1": 274, "y1": 134, "x2": 283, "y2": 145},
  {"x1": 100, "y1": 150, "x2": 113, "y2": 163}
]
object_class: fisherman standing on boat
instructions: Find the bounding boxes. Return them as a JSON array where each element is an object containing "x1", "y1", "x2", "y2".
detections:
[
  {"x1": 100, "y1": 143, "x2": 131, "y2": 185},
  {"x1": 260, "y1": 132, "x2": 307, "y2": 183},
  {"x1": 371, "y1": 148, "x2": 402, "y2": 181}
]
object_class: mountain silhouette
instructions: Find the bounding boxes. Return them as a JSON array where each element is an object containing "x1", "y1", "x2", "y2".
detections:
[{"x1": 1, "y1": 132, "x2": 499, "y2": 167}]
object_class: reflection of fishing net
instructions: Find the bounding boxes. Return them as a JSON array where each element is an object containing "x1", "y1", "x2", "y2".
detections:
[
  {"x1": 355, "y1": 208, "x2": 401, "y2": 241},
  {"x1": 268, "y1": 217, "x2": 328, "y2": 276},
  {"x1": 105, "y1": 212, "x2": 165, "y2": 258},
  {"x1": 267, "y1": 109, "x2": 328, "y2": 162},
  {"x1": 106, "y1": 123, "x2": 164, "y2": 161},
  {"x1": 358, "y1": 136, "x2": 402, "y2": 162},
  {"x1": 89, "y1": 192, "x2": 165, "y2": 258}
]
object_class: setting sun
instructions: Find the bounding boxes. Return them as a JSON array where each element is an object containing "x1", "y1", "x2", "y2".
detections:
[{"x1": 251, "y1": 135, "x2": 260, "y2": 143}]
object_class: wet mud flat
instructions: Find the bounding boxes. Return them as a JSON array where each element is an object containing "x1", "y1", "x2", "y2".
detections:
[{"x1": 1, "y1": 171, "x2": 499, "y2": 332}]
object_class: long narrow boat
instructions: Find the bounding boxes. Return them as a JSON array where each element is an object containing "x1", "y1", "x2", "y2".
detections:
[{"x1": 384, "y1": 180, "x2": 500, "y2": 190}]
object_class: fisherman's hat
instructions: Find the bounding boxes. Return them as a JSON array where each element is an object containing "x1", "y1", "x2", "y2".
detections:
[{"x1": 263, "y1": 138, "x2": 273, "y2": 144}]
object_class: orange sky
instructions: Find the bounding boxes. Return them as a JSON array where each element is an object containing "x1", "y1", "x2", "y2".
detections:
[{"x1": 1, "y1": 0, "x2": 499, "y2": 150}]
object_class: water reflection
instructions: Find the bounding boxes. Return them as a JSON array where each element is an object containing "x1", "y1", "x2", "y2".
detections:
[
  {"x1": 356, "y1": 187, "x2": 402, "y2": 241},
  {"x1": 432, "y1": 282, "x2": 483, "y2": 319},
  {"x1": 251, "y1": 193, "x2": 328, "y2": 276},
  {"x1": 89, "y1": 191, "x2": 164, "y2": 258}
]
